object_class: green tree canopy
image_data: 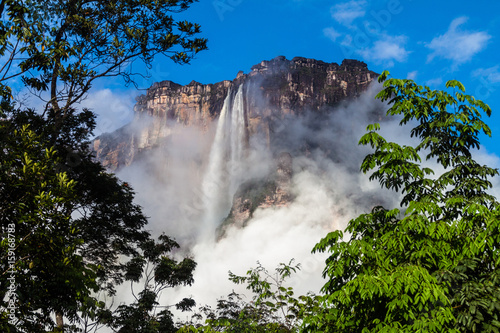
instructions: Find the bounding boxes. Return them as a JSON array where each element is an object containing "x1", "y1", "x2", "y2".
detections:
[
  {"x1": 0, "y1": 0, "x2": 207, "y2": 115},
  {"x1": 98, "y1": 234, "x2": 197, "y2": 333},
  {"x1": 0, "y1": 0, "x2": 206, "y2": 331},
  {"x1": 307, "y1": 72, "x2": 500, "y2": 332},
  {"x1": 0, "y1": 105, "x2": 152, "y2": 332},
  {"x1": 0, "y1": 120, "x2": 93, "y2": 332}
]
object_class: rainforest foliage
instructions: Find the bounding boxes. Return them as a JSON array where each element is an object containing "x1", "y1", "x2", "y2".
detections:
[
  {"x1": 179, "y1": 73, "x2": 500, "y2": 332},
  {"x1": 305, "y1": 72, "x2": 500, "y2": 332},
  {"x1": 1, "y1": 0, "x2": 499, "y2": 332},
  {"x1": 0, "y1": 0, "x2": 205, "y2": 332},
  {"x1": 179, "y1": 260, "x2": 320, "y2": 333}
]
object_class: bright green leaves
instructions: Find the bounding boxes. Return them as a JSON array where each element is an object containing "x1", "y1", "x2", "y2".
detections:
[
  {"x1": 375, "y1": 73, "x2": 492, "y2": 171},
  {"x1": 360, "y1": 121, "x2": 433, "y2": 201},
  {"x1": 359, "y1": 124, "x2": 385, "y2": 149},
  {"x1": 363, "y1": 73, "x2": 497, "y2": 204},
  {"x1": 326, "y1": 265, "x2": 456, "y2": 333},
  {"x1": 446, "y1": 80, "x2": 466, "y2": 93},
  {"x1": 377, "y1": 70, "x2": 391, "y2": 83},
  {"x1": 311, "y1": 74, "x2": 500, "y2": 332},
  {"x1": 0, "y1": 121, "x2": 98, "y2": 331}
]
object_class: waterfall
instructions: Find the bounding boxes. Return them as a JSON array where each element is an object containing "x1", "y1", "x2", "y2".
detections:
[
  {"x1": 199, "y1": 84, "x2": 247, "y2": 240},
  {"x1": 229, "y1": 85, "x2": 246, "y2": 194}
]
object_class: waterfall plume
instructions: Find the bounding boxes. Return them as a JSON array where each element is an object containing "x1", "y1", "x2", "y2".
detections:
[{"x1": 199, "y1": 83, "x2": 248, "y2": 241}]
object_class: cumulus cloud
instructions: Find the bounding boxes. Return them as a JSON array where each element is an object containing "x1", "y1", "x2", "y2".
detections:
[
  {"x1": 330, "y1": 0, "x2": 367, "y2": 26},
  {"x1": 324, "y1": 1, "x2": 410, "y2": 67},
  {"x1": 426, "y1": 16, "x2": 491, "y2": 67},
  {"x1": 357, "y1": 34, "x2": 410, "y2": 67}
]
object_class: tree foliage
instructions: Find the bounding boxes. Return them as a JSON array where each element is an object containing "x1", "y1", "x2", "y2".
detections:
[
  {"x1": 0, "y1": 120, "x2": 94, "y2": 332},
  {"x1": 93, "y1": 235, "x2": 197, "y2": 333},
  {"x1": 0, "y1": 0, "x2": 206, "y2": 331},
  {"x1": 307, "y1": 72, "x2": 500, "y2": 332},
  {"x1": 0, "y1": 106, "x2": 148, "y2": 331},
  {"x1": 180, "y1": 261, "x2": 320, "y2": 333},
  {"x1": 0, "y1": 0, "x2": 207, "y2": 115}
]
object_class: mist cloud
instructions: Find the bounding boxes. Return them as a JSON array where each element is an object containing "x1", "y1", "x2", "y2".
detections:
[
  {"x1": 111, "y1": 79, "x2": 500, "y2": 322},
  {"x1": 79, "y1": 88, "x2": 137, "y2": 137},
  {"x1": 111, "y1": 82, "x2": 403, "y2": 312}
]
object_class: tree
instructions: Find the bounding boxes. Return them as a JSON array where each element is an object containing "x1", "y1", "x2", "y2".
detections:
[
  {"x1": 0, "y1": 106, "x2": 147, "y2": 332},
  {"x1": 0, "y1": 0, "x2": 207, "y2": 117},
  {"x1": 0, "y1": 101, "x2": 200, "y2": 333},
  {"x1": 307, "y1": 73, "x2": 500, "y2": 332},
  {"x1": 90, "y1": 234, "x2": 197, "y2": 333},
  {"x1": 0, "y1": 120, "x2": 95, "y2": 332},
  {"x1": 0, "y1": 0, "x2": 206, "y2": 331},
  {"x1": 0, "y1": 109, "x2": 202, "y2": 332},
  {"x1": 179, "y1": 261, "x2": 320, "y2": 333}
]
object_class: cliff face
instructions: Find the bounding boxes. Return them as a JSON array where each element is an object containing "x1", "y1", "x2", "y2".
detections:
[
  {"x1": 134, "y1": 56, "x2": 374, "y2": 124},
  {"x1": 219, "y1": 152, "x2": 294, "y2": 236},
  {"x1": 93, "y1": 56, "x2": 377, "y2": 170}
]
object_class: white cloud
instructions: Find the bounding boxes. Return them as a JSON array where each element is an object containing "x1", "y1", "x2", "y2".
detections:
[
  {"x1": 472, "y1": 66, "x2": 500, "y2": 84},
  {"x1": 426, "y1": 16, "x2": 491, "y2": 67},
  {"x1": 323, "y1": 27, "x2": 342, "y2": 42},
  {"x1": 425, "y1": 77, "x2": 443, "y2": 87},
  {"x1": 407, "y1": 71, "x2": 418, "y2": 80},
  {"x1": 78, "y1": 89, "x2": 137, "y2": 136},
  {"x1": 331, "y1": 0, "x2": 367, "y2": 26},
  {"x1": 357, "y1": 35, "x2": 410, "y2": 67}
]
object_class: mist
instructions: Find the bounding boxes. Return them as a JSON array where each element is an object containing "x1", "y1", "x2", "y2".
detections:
[
  {"x1": 108, "y1": 81, "x2": 383, "y2": 311},
  {"x1": 108, "y1": 79, "x2": 500, "y2": 323}
]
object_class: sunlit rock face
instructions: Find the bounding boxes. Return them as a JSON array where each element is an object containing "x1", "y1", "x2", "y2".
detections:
[{"x1": 93, "y1": 56, "x2": 377, "y2": 171}]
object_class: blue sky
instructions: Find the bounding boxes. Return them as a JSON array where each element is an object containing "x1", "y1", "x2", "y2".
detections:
[{"x1": 90, "y1": 0, "x2": 500, "y2": 156}]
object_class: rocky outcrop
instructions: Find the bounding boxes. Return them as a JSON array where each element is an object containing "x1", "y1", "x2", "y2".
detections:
[
  {"x1": 93, "y1": 56, "x2": 377, "y2": 171},
  {"x1": 133, "y1": 79, "x2": 231, "y2": 127},
  {"x1": 218, "y1": 152, "x2": 294, "y2": 237},
  {"x1": 133, "y1": 56, "x2": 375, "y2": 124}
]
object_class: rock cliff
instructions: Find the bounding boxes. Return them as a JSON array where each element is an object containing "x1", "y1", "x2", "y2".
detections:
[
  {"x1": 218, "y1": 152, "x2": 294, "y2": 236},
  {"x1": 93, "y1": 56, "x2": 378, "y2": 170}
]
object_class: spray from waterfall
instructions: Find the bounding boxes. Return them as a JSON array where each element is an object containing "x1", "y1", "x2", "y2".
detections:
[{"x1": 199, "y1": 83, "x2": 247, "y2": 241}]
